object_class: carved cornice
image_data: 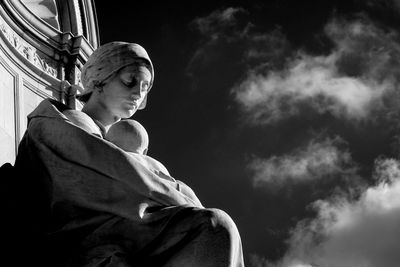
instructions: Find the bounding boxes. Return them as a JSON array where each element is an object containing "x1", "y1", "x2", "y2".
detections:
[
  {"x1": 0, "y1": 20, "x2": 58, "y2": 77},
  {"x1": 0, "y1": 0, "x2": 99, "y2": 109},
  {"x1": 0, "y1": 0, "x2": 99, "y2": 81}
]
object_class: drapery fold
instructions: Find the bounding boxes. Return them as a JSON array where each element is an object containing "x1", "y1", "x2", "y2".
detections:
[
  {"x1": 14, "y1": 99, "x2": 194, "y2": 264},
  {"x1": 12, "y1": 99, "x2": 244, "y2": 266}
]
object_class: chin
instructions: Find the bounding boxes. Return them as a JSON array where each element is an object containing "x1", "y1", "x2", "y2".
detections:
[{"x1": 120, "y1": 109, "x2": 137, "y2": 119}]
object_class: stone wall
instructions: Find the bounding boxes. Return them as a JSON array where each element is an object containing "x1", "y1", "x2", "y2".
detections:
[{"x1": 0, "y1": 0, "x2": 99, "y2": 165}]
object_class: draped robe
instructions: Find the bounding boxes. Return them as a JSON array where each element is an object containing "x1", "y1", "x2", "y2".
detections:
[{"x1": 12, "y1": 99, "x2": 244, "y2": 266}]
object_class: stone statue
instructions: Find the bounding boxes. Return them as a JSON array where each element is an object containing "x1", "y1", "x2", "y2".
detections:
[{"x1": 12, "y1": 42, "x2": 244, "y2": 266}]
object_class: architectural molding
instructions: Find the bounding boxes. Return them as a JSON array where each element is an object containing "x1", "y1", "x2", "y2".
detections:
[
  {"x1": 0, "y1": 20, "x2": 58, "y2": 77},
  {"x1": 0, "y1": 50, "x2": 19, "y2": 155},
  {"x1": 0, "y1": 0, "x2": 99, "y2": 85},
  {"x1": 0, "y1": 0, "x2": 99, "y2": 165}
]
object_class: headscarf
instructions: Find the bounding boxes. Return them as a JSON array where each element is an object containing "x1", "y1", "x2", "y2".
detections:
[{"x1": 78, "y1": 42, "x2": 154, "y2": 109}]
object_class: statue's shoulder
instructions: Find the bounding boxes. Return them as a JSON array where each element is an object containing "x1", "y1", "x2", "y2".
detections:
[
  {"x1": 26, "y1": 98, "x2": 67, "y2": 122},
  {"x1": 28, "y1": 98, "x2": 102, "y2": 137},
  {"x1": 62, "y1": 109, "x2": 103, "y2": 137}
]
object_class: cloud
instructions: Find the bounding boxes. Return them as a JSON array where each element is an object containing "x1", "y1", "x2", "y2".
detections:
[
  {"x1": 249, "y1": 137, "x2": 356, "y2": 188},
  {"x1": 269, "y1": 158, "x2": 400, "y2": 267},
  {"x1": 248, "y1": 253, "x2": 314, "y2": 267},
  {"x1": 187, "y1": 7, "x2": 291, "y2": 78},
  {"x1": 393, "y1": 0, "x2": 400, "y2": 10},
  {"x1": 191, "y1": 7, "x2": 246, "y2": 39},
  {"x1": 232, "y1": 17, "x2": 400, "y2": 124},
  {"x1": 248, "y1": 253, "x2": 272, "y2": 267},
  {"x1": 360, "y1": 0, "x2": 400, "y2": 14}
]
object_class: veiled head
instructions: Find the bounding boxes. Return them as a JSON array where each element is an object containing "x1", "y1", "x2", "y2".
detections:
[{"x1": 78, "y1": 42, "x2": 154, "y2": 110}]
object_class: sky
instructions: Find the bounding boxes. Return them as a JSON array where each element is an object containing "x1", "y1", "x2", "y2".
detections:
[{"x1": 95, "y1": 1, "x2": 400, "y2": 266}]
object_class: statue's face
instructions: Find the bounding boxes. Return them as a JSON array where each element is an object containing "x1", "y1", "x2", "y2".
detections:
[{"x1": 99, "y1": 64, "x2": 151, "y2": 119}]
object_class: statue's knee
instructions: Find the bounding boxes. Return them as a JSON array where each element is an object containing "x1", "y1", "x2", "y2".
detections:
[{"x1": 202, "y1": 208, "x2": 239, "y2": 238}]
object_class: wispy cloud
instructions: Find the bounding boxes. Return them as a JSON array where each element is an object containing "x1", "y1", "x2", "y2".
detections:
[
  {"x1": 393, "y1": 0, "x2": 400, "y2": 10},
  {"x1": 187, "y1": 7, "x2": 290, "y2": 78},
  {"x1": 361, "y1": 0, "x2": 400, "y2": 14},
  {"x1": 269, "y1": 158, "x2": 400, "y2": 267},
  {"x1": 248, "y1": 253, "x2": 314, "y2": 267},
  {"x1": 192, "y1": 7, "x2": 246, "y2": 38},
  {"x1": 233, "y1": 17, "x2": 400, "y2": 124},
  {"x1": 190, "y1": 9, "x2": 400, "y2": 267},
  {"x1": 249, "y1": 137, "x2": 356, "y2": 188}
]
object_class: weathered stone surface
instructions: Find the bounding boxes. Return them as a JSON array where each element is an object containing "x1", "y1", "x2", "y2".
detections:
[
  {"x1": 20, "y1": 0, "x2": 60, "y2": 29},
  {"x1": 0, "y1": 62, "x2": 15, "y2": 164},
  {"x1": 0, "y1": 0, "x2": 99, "y2": 166}
]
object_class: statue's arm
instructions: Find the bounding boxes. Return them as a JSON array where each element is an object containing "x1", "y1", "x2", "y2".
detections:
[
  {"x1": 145, "y1": 158, "x2": 204, "y2": 208},
  {"x1": 155, "y1": 171, "x2": 204, "y2": 208},
  {"x1": 28, "y1": 115, "x2": 196, "y2": 208}
]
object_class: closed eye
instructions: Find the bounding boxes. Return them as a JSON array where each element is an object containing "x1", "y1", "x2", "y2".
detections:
[{"x1": 121, "y1": 78, "x2": 138, "y2": 88}]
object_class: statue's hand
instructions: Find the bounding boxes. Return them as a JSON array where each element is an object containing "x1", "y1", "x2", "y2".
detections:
[{"x1": 155, "y1": 170, "x2": 203, "y2": 208}]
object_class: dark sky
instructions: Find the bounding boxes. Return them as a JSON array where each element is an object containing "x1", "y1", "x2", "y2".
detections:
[{"x1": 95, "y1": 1, "x2": 400, "y2": 266}]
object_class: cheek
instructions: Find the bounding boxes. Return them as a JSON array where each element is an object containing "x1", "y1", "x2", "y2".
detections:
[
  {"x1": 101, "y1": 94, "x2": 119, "y2": 109},
  {"x1": 137, "y1": 95, "x2": 145, "y2": 105},
  {"x1": 102, "y1": 88, "x2": 125, "y2": 107}
]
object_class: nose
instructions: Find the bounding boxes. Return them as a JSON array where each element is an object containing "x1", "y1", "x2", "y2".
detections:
[{"x1": 130, "y1": 81, "x2": 148, "y2": 100}]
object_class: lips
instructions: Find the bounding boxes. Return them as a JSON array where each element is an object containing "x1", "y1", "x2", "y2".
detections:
[{"x1": 124, "y1": 100, "x2": 138, "y2": 108}]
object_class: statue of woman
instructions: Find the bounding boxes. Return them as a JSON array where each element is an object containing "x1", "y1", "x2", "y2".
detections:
[{"x1": 13, "y1": 42, "x2": 244, "y2": 266}]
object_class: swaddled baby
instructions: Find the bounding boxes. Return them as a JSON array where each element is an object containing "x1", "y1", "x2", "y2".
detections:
[
  {"x1": 105, "y1": 119, "x2": 169, "y2": 176},
  {"x1": 105, "y1": 119, "x2": 202, "y2": 206}
]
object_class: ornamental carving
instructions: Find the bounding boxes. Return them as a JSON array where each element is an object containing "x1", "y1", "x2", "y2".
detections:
[{"x1": 0, "y1": 22, "x2": 58, "y2": 77}]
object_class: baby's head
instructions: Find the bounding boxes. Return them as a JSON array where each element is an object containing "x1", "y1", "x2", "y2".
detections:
[{"x1": 105, "y1": 119, "x2": 149, "y2": 155}]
